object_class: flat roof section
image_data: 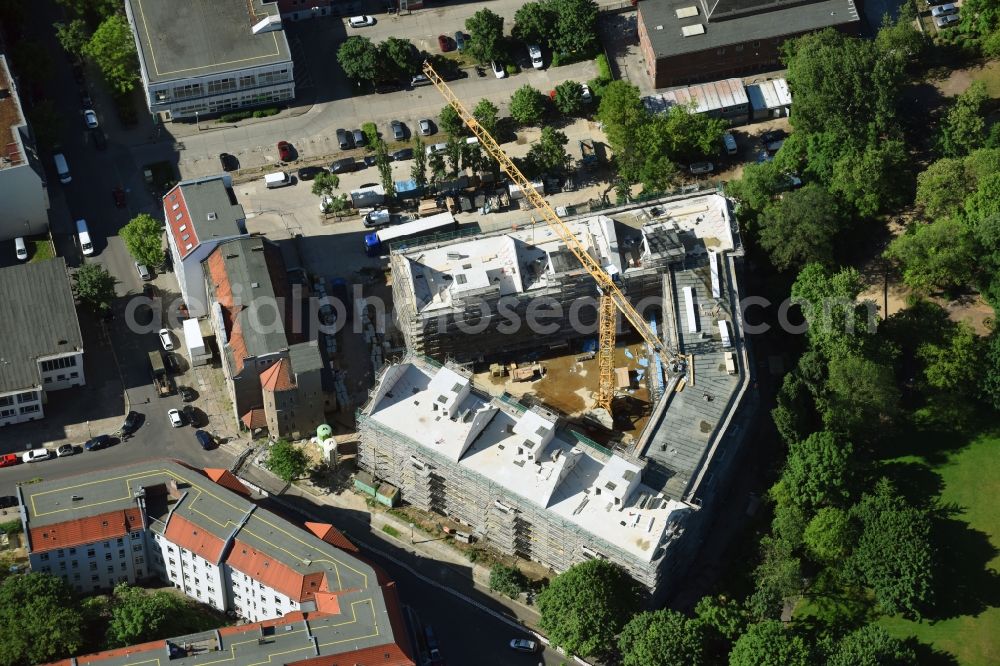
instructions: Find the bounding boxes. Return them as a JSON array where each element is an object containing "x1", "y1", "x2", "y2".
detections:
[{"x1": 127, "y1": 0, "x2": 291, "y2": 85}]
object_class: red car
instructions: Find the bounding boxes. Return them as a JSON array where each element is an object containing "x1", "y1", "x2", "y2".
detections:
[
  {"x1": 112, "y1": 187, "x2": 126, "y2": 208},
  {"x1": 0, "y1": 453, "x2": 19, "y2": 468},
  {"x1": 438, "y1": 35, "x2": 453, "y2": 52},
  {"x1": 277, "y1": 141, "x2": 292, "y2": 161}
]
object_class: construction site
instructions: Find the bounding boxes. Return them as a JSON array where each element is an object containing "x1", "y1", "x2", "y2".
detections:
[{"x1": 357, "y1": 190, "x2": 758, "y2": 597}]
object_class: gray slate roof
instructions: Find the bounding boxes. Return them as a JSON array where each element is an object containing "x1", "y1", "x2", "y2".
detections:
[
  {"x1": 639, "y1": 0, "x2": 860, "y2": 59},
  {"x1": 0, "y1": 258, "x2": 82, "y2": 393},
  {"x1": 126, "y1": 0, "x2": 291, "y2": 85},
  {"x1": 178, "y1": 176, "x2": 246, "y2": 244}
]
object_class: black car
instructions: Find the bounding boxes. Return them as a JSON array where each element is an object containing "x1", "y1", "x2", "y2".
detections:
[
  {"x1": 91, "y1": 130, "x2": 107, "y2": 151},
  {"x1": 363, "y1": 155, "x2": 378, "y2": 167},
  {"x1": 297, "y1": 165, "x2": 325, "y2": 180},
  {"x1": 182, "y1": 405, "x2": 199, "y2": 427},
  {"x1": 84, "y1": 435, "x2": 112, "y2": 451},
  {"x1": 331, "y1": 158, "x2": 359, "y2": 173},
  {"x1": 336, "y1": 128, "x2": 352, "y2": 150},
  {"x1": 164, "y1": 352, "x2": 181, "y2": 374},
  {"x1": 178, "y1": 386, "x2": 197, "y2": 402},
  {"x1": 195, "y1": 430, "x2": 213, "y2": 450},
  {"x1": 122, "y1": 410, "x2": 140, "y2": 435},
  {"x1": 219, "y1": 152, "x2": 239, "y2": 172},
  {"x1": 392, "y1": 148, "x2": 414, "y2": 161}
]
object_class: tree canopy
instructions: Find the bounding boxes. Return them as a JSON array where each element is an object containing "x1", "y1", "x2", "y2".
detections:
[
  {"x1": 728, "y1": 620, "x2": 813, "y2": 666},
  {"x1": 83, "y1": 15, "x2": 140, "y2": 94},
  {"x1": 938, "y1": 82, "x2": 989, "y2": 157},
  {"x1": 488, "y1": 564, "x2": 527, "y2": 599},
  {"x1": 465, "y1": 9, "x2": 505, "y2": 63},
  {"x1": 553, "y1": 80, "x2": 585, "y2": 116},
  {"x1": 826, "y1": 624, "x2": 918, "y2": 666},
  {"x1": 512, "y1": 1, "x2": 555, "y2": 46},
  {"x1": 73, "y1": 263, "x2": 117, "y2": 314},
  {"x1": 380, "y1": 37, "x2": 419, "y2": 79},
  {"x1": 266, "y1": 439, "x2": 309, "y2": 482},
  {"x1": 537, "y1": 559, "x2": 640, "y2": 659},
  {"x1": 509, "y1": 85, "x2": 546, "y2": 126},
  {"x1": 311, "y1": 171, "x2": 340, "y2": 197},
  {"x1": 472, "y1": 99, "x2": 499, "y2": 136},
  {"x1": 885, "y1": 217, "x2": 977, "y2": 294},
  {"x1": 107, "y1": 584, "x2": 189, "y2": 648},
  {"x1": 438, "y1": 105, "x2": 465, "y2": 137},
  {"x1": 337, "y1": 37, "x2": 379, "y2": 83},
  {"x1": 619, "y1": 610, "x2": 707, "y2": 666},
  {"x1": 120, "y1": 214, "x2": 165, "y2": 268},
  {"x1": 525, "y1": 127, "x2": 570, "y2": 175},
  {"x1": 757, "y1": 184, "x2": 844, "y2": 270},
  {"x1": 773, "y1": 431, "x2": 855, "y2": 512},
  {"x1": 0, "y1": 573, "x2": 84, "y2": 666}
]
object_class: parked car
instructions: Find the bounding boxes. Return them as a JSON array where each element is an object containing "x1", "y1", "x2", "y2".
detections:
[
  {"x1": 348, "y1": 15, "x2": 376, "y2": 27},
  {"x1": 934, "y1": 14, "x2": 960, "y2": 27},
  {"x1": 438, "y1": 34, "x2": 453, "y2": 52},
  {"x1": 364, "y1": 209, "x2": 391, "y2": 228},
  {"x1": 122, "y1": 410, "x2": 140, "y2": 435},
  {"x1": 363, "y1": 155, "x2": 378, "y2": 167},
  {"x1": 83, "y1": 109, "x2": 98, "y2": 129},
  {"x1": 580, "y1": 83, "x2": 592, "y2": 104},
  {"x1": 0, "y1": 453, "x2": 20, "y2": 468},
  {"x1": 374, "y1": 81, "x2": 403, "y2": 94},
  {"x1": 195, "y1": 430, "x2": 214, "y2": 450},
  {"x1": 182, "y1": 405, "x2": 200, "y2": 427},
  {"x1": 168, "y1": 408, "x2": 184, "y2": 428},
  {"x1": 336, "y1": 128, "x2": 352, "y2": 150},
  {"x1": 426, "y1": 142, "x2": 447, "y2": 156},
  {"x1": 15, "y1": 237, "x2": 27, "y2": 261},
  {"x1": 352, "y1": 129, "x2": 366, "y2": 146},
  {"x1": 410, "y1": 74, "x2": 431, "y2": 87},
  {"x1": 418, "y1": 118, "x2": 433, "y2": 136},
  {"x1": 509, "y1": 638, "x2": 540, "y2": 653},
  {"x1": 135, "y1": 261, "x2": 151, "y2": 281},
  {"x1": 178, "y1": 386, "x2": 197, "y2": 402},
  {"x1": 454, "y1": 31, "x2": 466, "y2": 51},
  {"x1": 219, "y1": 152, "x2": 239, "y2": 172},
  {"x1": 491, "y1": 60, "x2": 505, "y2": 78},
  {"x1": 331, "y1": 158, "x2": 359, "y2": 173},
  {"x1": 112, "y1": 187, "x2": 126, "y2": 208},
  {"x1": 79, "y1": 90, "x2": 92, "y2": 107},
  {"x1": 689, "y1": 161, "x2": 715, "y2": 175},
  {"x1": 84, "y1": 435, "x2": 112, "y2": 451},
  {"x1": 297, "y1": 165, "x2": 325, "y2": 180},
  {"x1": 930, "y1": 3, "x2": 958, "y2": 17},
  {"x1": 56, "y1": 444, "x2": 76, "y2": 458},
  {"x1": 277, "y1": 141, "x2": 292, "y2": 161},
  {"x1": 23, "y1": 448, "x2": 52, "y2": 463},
  {"x1": 91, "y1": 130, "x2": 107, "y2": 150},
  {"x1": 164, "y1": 352, "x2": 181, "y2": 374},
  {"x1": 158, "y1": 328, "x2": 174, "y2": 351},
  {"x1": 528, "y1": 44, "x2": 543, "y2": 69},
  {"x1": 390, "y1": 120, "x2": 405, "y2": 141},
  {"x1": 392, "y1": 147, "x2": 414, "y2": 161}
]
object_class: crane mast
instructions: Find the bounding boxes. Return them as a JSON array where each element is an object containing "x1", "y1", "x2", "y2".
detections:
[{"x1": 422, "y1": 61, "x2": 673, "y2": 414}]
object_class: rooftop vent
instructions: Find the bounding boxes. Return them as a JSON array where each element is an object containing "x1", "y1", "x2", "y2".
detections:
[
  {"x1": 251, "y1": 282, "x2": 260, "y2": 288},
  {"x1": 675, "y1": 6, "x2": 699, "y2": 18},
  {"x1": 207, "y1": 212, "x2": 217, "y2": 220},
  {"x1": 681, "y1": 24, "x2": 706, "y2": 37},
  {"x1": 251, "y1": 15, "x2": 282, "y2": 35}
]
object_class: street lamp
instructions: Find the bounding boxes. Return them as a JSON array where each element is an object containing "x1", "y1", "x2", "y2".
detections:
[{"x1": 409, "y1": 523, "x2": 415, "y2": 543}]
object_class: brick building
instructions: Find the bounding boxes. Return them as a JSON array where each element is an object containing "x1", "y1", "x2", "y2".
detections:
[{"x1": 637, "y1": 0, "x2": 862, "y2": 88}]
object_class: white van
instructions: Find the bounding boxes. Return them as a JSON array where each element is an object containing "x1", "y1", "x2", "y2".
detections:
[
  {"x1": 14, "y1": 237, "x2": 28, "y2": 261},
  {"x1": 54, "y1": 153, "x2": 71, "y2": 184},
  {"x1": 76, "y1": 219, "x2": 94, "y2": 256},
  {"x1": 722, "y1": 132, "x2": 737, "y2": 156},
  {"x1": 264, "y1": 171, "x2": 291, "y2": 188}
]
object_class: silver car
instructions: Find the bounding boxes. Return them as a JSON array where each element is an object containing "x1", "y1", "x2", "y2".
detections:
[{"x1": 419, "y1": 119, "x2": 433, "y2": 136}]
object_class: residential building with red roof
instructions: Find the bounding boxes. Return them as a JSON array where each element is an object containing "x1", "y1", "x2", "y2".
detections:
[{"x1": 21, "y1": 460, "x2": 414, "y2": 666}]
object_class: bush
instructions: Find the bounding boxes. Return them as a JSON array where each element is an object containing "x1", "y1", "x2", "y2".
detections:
[
  {"x1": 381, "y1": 524, "x2": 401, "y2": 538},
  {"x1": 252, "y1": 107, "x2": 279, "y2": 118},
  {"x1": 595, "y1": 52, "x2": 612, "y2": 82},
  {"x1": 489, "y1": 564, "x2": 528, "y2": 599},
  {"x1": 218, "y1": 110, "x2": 253, "y2": 123},
  {"x1": 0, "y1": 520, "x2": 20, "y2": 535},
  {"x1": 506, "y1": 63, "x2": 519, "y2": 76},
  {"x1": 551, "y1": 52, "x2": 563, "y2": 67}
]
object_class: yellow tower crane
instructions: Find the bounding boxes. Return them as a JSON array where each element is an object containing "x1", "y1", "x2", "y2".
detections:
[{"x1": 422, "y1": 61, "x2": 675, "y2": 415}]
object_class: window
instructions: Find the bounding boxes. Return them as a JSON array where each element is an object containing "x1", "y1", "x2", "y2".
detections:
[
  {"x1": 41, "y1": 566, "x2": 51, "y2": 573},
  {"x1": 107, "y1": 565, "x2": 114, "y2": 573},
  {"x1": 134, "y1": 556, "x2": 144, "y2": 565},
  {"x1": 44, "y1": 377, "x2": 52, "y2": 384},
  {"x1": 39, "y1": 553, "x2": 49, "y2": 562},
  {"x1": 168, "y1": 546, "x2": 175, "y2": 553},
  {"x1": 752, "y1": 40, "x2": 760, "y2": 47},
  {"x1": 103, "y1": 542, "x2": 110, "y2": 549},
  {"x1": 69, "y1": 548, "x2": 76, "y2": 555},
  {"x1": 136, "y1": 569, "x2": 143, "y2": 577},
  {"x1": 131, "y1": 532, "x2": 141, "y2": 541},
  {"x1": 91, "y1": 575, "x2": 99, "y2": 582},
  {"x1": 20, "y1": 404, "x2": 39, "y2": 415},
  {"x1": 105, "y1": 553, "x2": 112, "y2": 561},
  {"x1": 133, "y1": 544, "x2": 143, "y2": 552},
  {"x1": 119, "y1": 549, "x2": 126, "y2": 558},
  {"x1": 87, "y1": 549, "x2": 95, "y2": 558},
  {"x1": 207, "y1": 586, "x2": 214, "y2": 593},
  {"x1": 59, "y1": 562, "x2": 66, "y2": 570},
  {"x1": 735, "y1": 44, "x2": 744, "y2": 52},
  {"x1": 117, "y1": 538, "x2": 124, "y2": 546},
  {"x1": 89, "y1": 562, "x2": 97, "y2": 571},
  {"x1": 0, "y1": 396, "x2": 12, "y2": 407},
  {"x1": 71, "y1": 561, "x2": 78, "y2": 569},
  {"x1": 0, "y1": 408, "x2": 14, "y2": 418},
  {"x1": 73, "y1": 573, "x2": 80, "y2": 581},
  {"x1": 40, "y1": 357, "x2": 76, "y2": 372},
  {"x1": 169, "y1": 558, "x2": 176, "y2": 566},
  {"x1": 120, "y1": 563, "x2": 127, "y2": 571},
  {"x1": 17, "y1": 391, "x2": 36, "y2": 403},
  {"x1": 207, "y1": 78, "x2": 236, "y2": 95}
]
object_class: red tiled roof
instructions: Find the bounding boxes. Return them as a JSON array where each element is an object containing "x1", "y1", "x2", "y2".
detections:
[
  {"x1": 241, "y1": 408, "x2": 267, "y2": 429},
  {"x1": 260, "y1": 358, "x2": 296, "y2": 392},
  {"x1": 30, "y1": 508, "x2": 142, "y2": 552},
  {"x1": 205, "y1": 248, "x2": 248, "y2": 372},
  {"x1": 204, "y1": 468, "x2": 251, "y2": 497},
  {"x1": 163, "y1": 513, "x2": 226, "y2": 562},
  {"x1": 305, "y1": 522, "x2": 359, "y2": 554},
  {"x1": 227, "y1": 538, "x2": 329, "y2": 602},
  {"x1": 312, "y1": 591, "x2": 342, "y2": 615},
  {"x1": 163, "y1": 186, "x2": 199, "y2": 260},
  {"x1": 287, "y1": 644, "x2": 414, "y2": 666}
]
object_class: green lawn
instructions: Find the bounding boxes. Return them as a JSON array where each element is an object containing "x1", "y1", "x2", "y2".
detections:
[
  {"x1": 878, "y1": 432, "x2": 1000, "y2": 666},
  {"x1": 28, "y1": 238, "x2": 53, "y2": 262}
]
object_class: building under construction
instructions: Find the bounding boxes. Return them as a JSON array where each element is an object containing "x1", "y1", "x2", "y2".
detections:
[
  {"x1": 360, "y1": 192, "x2": 758, "y2": 597},
  {"x1": 390, "y1": 211, "x2": 686, "y2": 362}
]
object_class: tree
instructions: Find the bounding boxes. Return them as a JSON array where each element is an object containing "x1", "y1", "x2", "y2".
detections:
[
  {"x1": 526, "y1": 127, "x2": 570, "y2": 174},
  {"x1": 412, "y1": 136, "x2": 428, "y2": 188},
  {"x1": 550, "y1": 0, "x2": 600, "y2": 56},
  {"x1": 488, "y1": 564, "x2": 527, "y2": 599},
  {"x1": 83, "y1": 15, "x2": 140, "y2": 94},
  {"x1": 373, "y1": 138, "x2": 395, "y2": 197},
  {"x1": 443, "y1": 135, "x2": 463, "y2": 177},
  {"x1": 55, "y1": 0, "x2": 119, "y2": 22},
  {"x1": 790, "y1": 263, "x2": 871, "y2": 356},
  {"x1": 827, "y1": 624, "x2": 917, "y2": 666},
  {"x1": 311, "y1": 171, "x2": 340, "y2": 197},
  {"x1": 823, "y1": 349, "x2": 899, "y2": 438},
  {"x1": 656, "y1": 104, "x2": 727, "y2": 162},
  {"x1": 472, "y1": 98, "x2": 500, "y2": 136},
  {"x1": 960, "y1": 0, "x2": 1000, "y2": 37},
  {"x1": 773, "y1": 431, "x2": 854, "y2": 513},
  {"x1": 337, "y1": 36, "x2": 379, "y2": 83},
  {"x1": 380, "y1": 37, "x2": 419, "y2": 79},
  {"x1": 885, "y1": 218, "x2": 978, "y2": 294},
  {"x1": 429, "y1": 152, "x2": 447, "y2": 181},
  {"x1": 0, "y1": 573, "x2": 84, "y2": 665},
  {"x1": 107, "y1": 584, "x2": 188, "y2": 648},
  {"x1": 619, "y1": 610, "x2": 707, "y2": 666},
  {"x1": 438, "y1": 104, "x2": 465, "y2": 137},
  {"x1": 509, "y1": 85, "x2": 545, "y2": 126},
  {"x1": 983, "y1": 331, "x2": 1000, "y2": 410},
  {"x1": 803, "y1": 506, "x2": 855, "y2": 564},
  {"x1": 748, "y1": 535, "x2": 803, "y2": 620},
  {"x1": 728, "y1": 621, "x2": 813, "y2": 666},
  {"x1": 266, "y1": 439, "x2": 309, "y2": 482},
  {"x1": 553, "y1": 80, "x2": 584, "y2": 116},
  {"x1": 513, "y1": 1, "x2": 556, "y2": 46},
  {"x1": 465, "y1": 9, "x2": 505, "y2": 63},
  {"x1": 694, "y1": 594, "x2": 749, "y2": 644},
  {"x1": 827, "y1": 138, "x2": 909, "y2": 218},
  {"x1": 939, "y1": 82, "x2": 989, "y2": 157},
  {"x1": 919, "y1": 322, "x2": 985, "y2": 394},
  {"x1": 73, "y1": 263, "x2": 117, "y2": 314},
  {"x1": 537, "y1": 559, "x2": 640, "y2": 659},
  {"x1": 54, "y1": 19, "x2": 89, "y2": 59},
  {"x1": 598, "y1": 80, "x2": 646, "y2": 153},
  {"x1": 914, "y1": 157, "x2": 968, "y2": 219},
  {"x1": 850, "y1": 479, "x2": 935, "y2": 618},
  {"x1": 757, "y1": 184, "x2": 843, "y2": 270},
  {"x1": 120, "y1": 213, "x2": 165, "y2": 268}
]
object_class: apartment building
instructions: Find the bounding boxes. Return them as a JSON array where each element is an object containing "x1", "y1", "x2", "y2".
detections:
[
  {"x1": 637, "y1": 0, "x2": 861, "y2": 87},
  {"x1": 125, "y1": 0, "x2": 294, "y2": 120},
  {"x1": 22, "y1": 461, "x2": 414, "y2": 665},
  {"x1": 0, "y1": 54, "x2": 48, "y2": 241},
  {"x1": 163, "y1": 175, "x2": 247, "y2": 318},
  {"x1": 0, "y1": 259, "x2": 84, "y2": 427}
]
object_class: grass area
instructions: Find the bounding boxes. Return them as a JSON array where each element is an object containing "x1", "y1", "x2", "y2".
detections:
[
  {"x1": 28, "y1": 238, "x2": 53, "y2": 262},
  {"x1": 878, "y1": 431, "x2": 1000, "y2": 666},
  {"x1": 381, "y1": 524, "x2": 401, "y2": 538},
  {"x1": 972, "y1": 60, "x2": 1000, "y2": 99}
]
